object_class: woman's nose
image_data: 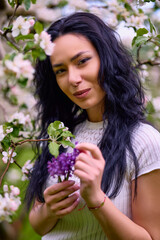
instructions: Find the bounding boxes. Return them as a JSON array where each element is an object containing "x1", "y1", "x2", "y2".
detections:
[{"x1": 68, "y1": 67, "x2": 82, "y2": 86}]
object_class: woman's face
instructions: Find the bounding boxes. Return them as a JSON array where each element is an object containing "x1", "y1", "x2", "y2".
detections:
[{"x1": 50, "y1": 33, "x2": 106, "y2": 122}]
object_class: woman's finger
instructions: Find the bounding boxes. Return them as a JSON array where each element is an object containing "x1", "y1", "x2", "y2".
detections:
[
  {"x1": 76, "y1": 142, "x2": 104, "y2": 160},
  {"x1": 56, "y1": 194, "x2": 80, "y2": 218},
  {"x1": 44, "y1": 180, "x2": 76, "y2": 196}
]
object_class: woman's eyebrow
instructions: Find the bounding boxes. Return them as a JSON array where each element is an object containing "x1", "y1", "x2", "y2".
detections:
[
  {"x1": 52, "y1": 51, "x2": 89, "y2": 68},
  {"x1": 70, "y1": 51, "x2": 89, "y2": 62}
]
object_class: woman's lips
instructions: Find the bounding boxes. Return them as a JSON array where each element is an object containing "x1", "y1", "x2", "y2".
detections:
[{"x1": 73, "y1": 88, "x2": 91, "y2": 98}]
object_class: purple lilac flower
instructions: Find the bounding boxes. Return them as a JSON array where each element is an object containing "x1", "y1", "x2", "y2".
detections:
[{"x1": 47, "y1": 148, "x2": 80, "y2": 181}]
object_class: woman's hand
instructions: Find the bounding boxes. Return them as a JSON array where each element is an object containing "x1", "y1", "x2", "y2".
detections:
[
  {"x1": 43, "y1": 180, "x2": 80, "y2": 219},
  {"x1": 29, "y1": 180, "x2": 79, "y2": 236},
  {"x1": 74, "y1": 142, "x2": 105, "y2": 207}
]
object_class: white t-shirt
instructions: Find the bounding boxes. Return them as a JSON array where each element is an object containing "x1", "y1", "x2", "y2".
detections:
[{"x1": 42, "y1": 120, "x2": 160, "y2": 240}]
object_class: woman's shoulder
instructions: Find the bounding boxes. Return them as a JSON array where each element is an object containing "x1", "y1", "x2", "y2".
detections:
[
  {"x1": 131, "y1": 122, "x2": 160, "y2": 148},
  {"x1": 128, "y1": 122, "x2": 160, "y2": 180}
]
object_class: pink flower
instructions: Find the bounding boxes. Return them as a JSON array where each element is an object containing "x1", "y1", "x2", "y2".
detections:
[
  {"x1": 5, "y1": 54, "x2": 35, "y2": 81},
  {"x1": 34, "y1": 31, "x2": 55, "y2": 56},
  {"x1": 10, "y1": 185, "x2": 20, "y2": 196},
  {"x1": 28, "y1": 18, "x2": 35, "y2": 27}
]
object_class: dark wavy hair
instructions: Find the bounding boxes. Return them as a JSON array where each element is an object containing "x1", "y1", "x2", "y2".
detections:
[{"x1": 26, "y1": 12, "x2": 146, "y2": 208}]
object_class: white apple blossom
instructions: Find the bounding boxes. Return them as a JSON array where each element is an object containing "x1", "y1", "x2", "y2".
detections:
[
  {"x1": 21, "y1": 160, "x2": 33, "y2": 181},
  {"x1": 59, "y1": 122, "x2": 64, "y2": 129},
  {"x1": 4, "y1": 53, "x2": 35, "y2": 81},
  {"x1": 34, "y1": 31, "x2": 55, "y2": 56},
  {"x1": 2, "y1": 149, "x2": 17, "y2": 164},
  {"x1": 6, "y1": 127, "x2": 13, "y2": 134},
  {"x1": 107, "y1": 0, "x2": 129, "y2": 19},
  {"x1": 152, "y1": 97, "x2": 160, "y2": 112},
  {"x1": 12, "y1": 16, "x2": 35, "y2": 37},
  {"x1": 8, "y1": 112, "x2": 32, "y2": 127},
  {"x1": 126, "y1": 14, "x2": 147, "y2": 27},
  {"x1": 139, "y1": 65, "x2": 149, "y2": 83},
  {"x1": 3, "y1": 184, "x2": 8, "y2": 192},
  {"x1": 28, "y1": 18, "x2": 35, "y2": 27},
  {"x1": 0, "y1": 196, "x2": 10, "y2": 222},
  {"x1": 154, "y1": 46, "x2": 159, "y2": 51},
  {"x1": 0, "y1": 125, "x2": 5, "y2": 141},
  {"x1": 36, "y1": 8, "x2": 62, "y2": 22},
  {"x1": 63, "y1": 127, "x2": 69, "y2": 131},
  {"x1": 10, "y1": 185, "x2": 20, "y2": 196},
  {"x1": 68, "y1": 0, "x2": 88, "y2": 10},
  {"x1": 105, "y1": 13, "x2": 119, "y2": 27},
  {"x1": 0, "y1": 185, "x2": 21, "y2": 222},
  {"x1": 0, "y1": 62, "x2": 4, "y2": 79}
]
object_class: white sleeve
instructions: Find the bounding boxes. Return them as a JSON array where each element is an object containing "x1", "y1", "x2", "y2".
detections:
[{"x1": 128, "y1": 123, "x2": 160, "y2": 181}]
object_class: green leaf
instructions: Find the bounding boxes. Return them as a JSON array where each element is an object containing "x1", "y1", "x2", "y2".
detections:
[
  {"x1": 15, "y1": 33, "x2": 34, "y2": 41},
  {"x1": 32, "y1": 48, "x2": 46, "y2": 60},
  {"x1": 34, "y1": 21, "x2": 43, "y2": 34},
  {"x1": 31, "y1": 0, "x2": 37, "y2": 3},
  {"x1": 138, "y1": 8, "x2": 144, "y2": 14},
  {"x1": 148, "y1": 18, "x2": 156, "y2": 34},
  {"x1": 144, "y1": 0, "x2": 155, "y2": 2},
  {"x1": 136, "y1": 28, "x2": 148, "y2": 36},
  {"x1": 132, "y1": 36, "x2": 148, "y2": 47},
  {"x1": 23, "y1": 0, "x2": 31, "y2": 10},
  {"x1": 39, "y1": 51, "x2": 46, "y2": 60},
  {"x1": 7, "y1": 41, "x2": 21, "y2": 51},
  {"x1": 18, "y1": 77, "x2": 28, "y2": 88},
  {"x1": 59, "y1": 140, "x2": 75, "y2": 148},
  {"x1": 146, "y1": 101, "x2": 155, "y2": 114},
  {"x1": 57, "y1": 0, "x2": 68, "y2": 8},
  {"x1": 19, "y1": 103, "x2": 28, "y2": 109},
  {"x1": 48, "y1": 142, "x2": 60, "y2": 157},
  {"x1": 3, "y1": 52, "x2": 17, "y2": 62},
  {"x1": 47, "y1": 121, "x2": 61, "y2": 137},
  {"x1": 1, "y1": 136, "x2": 11, "y2": 151},
  {"x1": 124, "y1": 3, "x2": 133, "y2": 11},
  {"x1": 24, "y1": 41, "x2": 35, "y2": 52},
  {"x1": 11, "y1": 127, "x2": 19, "y2": 137},
  {"x1": 47, "y1": 124, "x2": 56, "y2": 138},
  {"x1": 49, "y1": 121, "x2": 62, "y2": 131},
  {"x1": 9, "y1": 95, "x2": 18, "y2": 105},
  {"x1": 3, "y1": 25, "x2": 12, "y2": 32},
  {"x1": 156, "y1": 34, "x2": 160, "y2": 39},
  {"x1": 61, "y1": 131, "x2": 75, "y2": 138},
  {"x1": 8, "y1": 0, "x2": 16, "y2": 8}
]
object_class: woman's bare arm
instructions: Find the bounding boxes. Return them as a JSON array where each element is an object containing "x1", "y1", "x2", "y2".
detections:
[
  {"x1": 29, "y1": 180, "x2": 80, "y2": 236},
  {"x1": 75, "y1": 143, "x2": 160, "y2": 240}
]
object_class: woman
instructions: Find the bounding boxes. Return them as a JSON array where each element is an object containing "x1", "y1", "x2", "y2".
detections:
[{"x1": 27, "y1": 12, "x2": 160, "y2": 239}]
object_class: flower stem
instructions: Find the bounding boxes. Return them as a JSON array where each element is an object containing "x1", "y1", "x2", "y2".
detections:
[{"x1": 58, "y1": 176, "x2": 62, "y2": 182}]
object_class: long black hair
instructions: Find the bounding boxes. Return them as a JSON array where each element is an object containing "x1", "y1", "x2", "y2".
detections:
[{"x1": 26, "y1": 12, "x2": 146, "y2": 208}]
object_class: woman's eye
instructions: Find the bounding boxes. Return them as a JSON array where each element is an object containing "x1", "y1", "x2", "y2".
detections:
[
  {"x1": 55, "y1": 69, "x2": 65, "y2": 75},
  {"x1": 78, "y1": 57, "x2": 91, "y2": 65}
]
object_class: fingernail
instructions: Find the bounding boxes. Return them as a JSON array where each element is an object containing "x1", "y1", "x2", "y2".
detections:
[{"x1": 68, "y1": 180, "x2": 75, "y2": 184}]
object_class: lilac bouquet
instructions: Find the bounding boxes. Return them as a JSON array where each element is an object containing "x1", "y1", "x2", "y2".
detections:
[{"x1": 47, "y1": 148, "x2": 80, "y2": 182}]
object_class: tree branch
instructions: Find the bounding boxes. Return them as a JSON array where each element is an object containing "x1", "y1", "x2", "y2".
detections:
[
  {"x1": 7, "y1": 2, "x2": 20, "y2": 30},
  {"x1": 136, "y1": 60, "x2": 160, "y2": 68},
  {"x1": 0, "y1": 138, "x2": 51, "y2": 187},
  {"x1": 0, "y1": 30, "x2": 21, "y2": 52},
  {"x1": 0, "y1": 148, "x2": 15, "y2": 187}
]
